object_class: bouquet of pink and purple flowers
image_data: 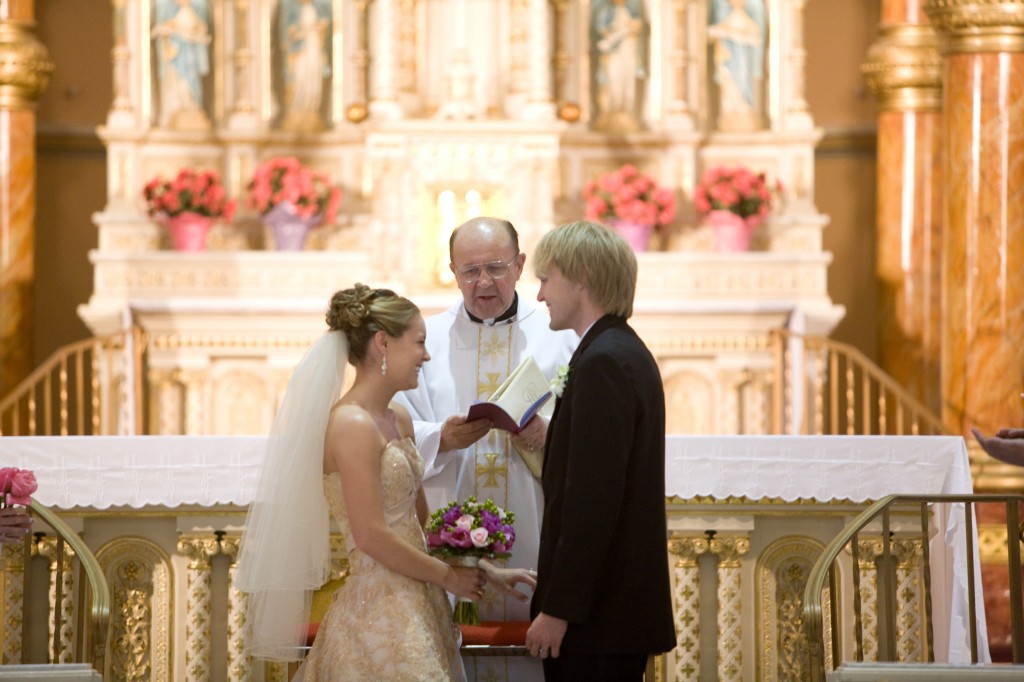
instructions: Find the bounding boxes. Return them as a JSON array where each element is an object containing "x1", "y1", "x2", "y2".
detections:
[
  {"x1": 425, "y1": 496, "x2": 516, "y2": 560},
  {"x1": 425, "y1": 497, "x2": 516, "y2": 624}
]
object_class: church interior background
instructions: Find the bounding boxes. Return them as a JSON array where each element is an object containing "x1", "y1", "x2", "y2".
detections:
[{"x1": 3, "y1": 0, "x2": 1024, "y2": 679}]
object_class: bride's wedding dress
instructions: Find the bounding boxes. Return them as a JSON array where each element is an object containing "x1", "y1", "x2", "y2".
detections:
[{"x1": 300, "y1": 438, "x2": 466, "y2": 681}]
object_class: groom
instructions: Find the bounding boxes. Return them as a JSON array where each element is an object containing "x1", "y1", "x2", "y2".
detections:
[{"x1": 525, "y1": 221, "x2": 676, "y2": 680}]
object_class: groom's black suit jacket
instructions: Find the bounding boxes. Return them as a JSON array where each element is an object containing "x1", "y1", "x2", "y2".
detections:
[{"x1": 531, "y1": 315, "x2": 676, "y2": 655}]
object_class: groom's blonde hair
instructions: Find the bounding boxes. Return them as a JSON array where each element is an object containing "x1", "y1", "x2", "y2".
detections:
[{"x1": 533, "y1": 221, "x2": 637, "y2": 318}]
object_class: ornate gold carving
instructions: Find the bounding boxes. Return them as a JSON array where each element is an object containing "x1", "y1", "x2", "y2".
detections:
[
  {"x1": 668, "y1": 534, "x2": 710, "y2": 568},
  {"x1": 978, "y1": 522, "x2": 1014, "y2": 563},
  {"x1": 862, "y1": 24, "x2": 942, "y2": 111},
  {"x1": 756, "y1": 537, "x2": 826, "y2": 682},
  {"x1": 0, "y1": 19, "x2": 54, "y2": 109},
  {"x1": 1, "y1": 543, "x2": 26, "y2": 663},
  {"x1": 924, "y1": 0, "x2": 1024, "y2": 53},
  {"x1": 98, "y1": 538, "x2": 172, "y2": 682}
]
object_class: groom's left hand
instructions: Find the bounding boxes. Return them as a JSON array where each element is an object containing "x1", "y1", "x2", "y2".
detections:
[{"x1": 526, "y1": 612, "x2": 567, "y2": 659}]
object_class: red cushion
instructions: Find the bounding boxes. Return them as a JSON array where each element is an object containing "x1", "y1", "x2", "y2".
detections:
[
  {"x1": 459, "y1": 621, "x2": 529, "y2": 646},
  {"x1": 306, "y1": 621, "x2": 321, "y2": 646}
]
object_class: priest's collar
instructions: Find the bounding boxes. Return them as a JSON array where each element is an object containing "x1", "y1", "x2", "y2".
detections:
[{"x1": 466, "y1": 294, "x2": 519, "y2": 326}]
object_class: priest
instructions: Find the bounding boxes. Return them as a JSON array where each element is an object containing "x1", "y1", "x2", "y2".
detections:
[{"x1": 396, "y1": 216, "x2": 577, "y2": 682}]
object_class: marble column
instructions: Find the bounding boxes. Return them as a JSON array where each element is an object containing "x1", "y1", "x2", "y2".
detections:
[
  {"x1": 667, "y1": 534, "x2": 708, "y2": 682},
  {"x1": 862, "y1": 1, "x2": 943, "y2": 414},
  {"x1": 522, "y1": 0, "x2": 555, "y2": 120},
  {"x1": 709, "y1": 534, "x2": 749, "y2": 682},
  {"x1": 368, "y1": 0, "x2": 402, "y2": 119},
  {"x1": 0, "y1": 0, "x2": 52, "y2": 397},
  {"x1": 178, "y1": 535, "x2": 220, "y2": 682},
  {"x1": 924, "y1": 1, "x2": 1024, "y2": 440},
  {"x1": 925, "y1": 6, "x2": 1024, "y2": 662}
]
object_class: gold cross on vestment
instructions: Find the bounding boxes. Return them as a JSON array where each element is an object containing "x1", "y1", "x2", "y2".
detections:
[
  {"x1": 480, "y1": 336, "x2": 508, "y2": 364},
  {"x1": 476, "y1": 452, "x2": 507, "y2": 488},
  {"x1": 478, "y1": 372, "x2": 502, "y2": 399}
]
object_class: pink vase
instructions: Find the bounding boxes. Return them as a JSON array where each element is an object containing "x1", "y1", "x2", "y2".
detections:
[
  {"x1": 708, "y1": 210, "x2": 754, "y2": 253},
  {"x1": 608, "y1": 220, "x2": 655, "y2": 252},
  {"x1": 263, "y1": 201, "x2": 322, "y2": 251},
  {"x1": 166, "y1": 212, "x2": 214, "y2": 252}
]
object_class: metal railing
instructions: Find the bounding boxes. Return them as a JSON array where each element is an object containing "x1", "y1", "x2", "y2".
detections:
[
  {"x1": 0, "y1": 329, "x2": 145, "y2": 436},
  {"x1": 771, "y1": 329, "x2": 949, "y2": 436},
  {"x1": 803, "y1": 494, "x2": 1024, "y2": 680},
  {"x1": 8, "y1": 501, "x2": 112, "y2": 669}
]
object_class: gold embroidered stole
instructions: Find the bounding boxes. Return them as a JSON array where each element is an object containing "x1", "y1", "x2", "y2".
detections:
[{"x1": 472, "y1": 324, "x2": 513, "y2": 510}]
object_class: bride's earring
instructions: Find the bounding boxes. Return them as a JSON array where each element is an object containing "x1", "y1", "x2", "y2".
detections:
[{"x1": 381, "y1": 354, "x2": 388, "y2": 376}]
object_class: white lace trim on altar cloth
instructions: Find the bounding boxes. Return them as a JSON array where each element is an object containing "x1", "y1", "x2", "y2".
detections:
[{"x1": 5, "y1": 434, "x2": 971, "y2": 508}]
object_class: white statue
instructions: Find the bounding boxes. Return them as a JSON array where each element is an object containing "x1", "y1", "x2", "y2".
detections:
[
  {"x1": 591, "y1": 0, "x2": 647, "y2": 133},
  {"x1": 280, "y1": 0, "x2": 332, "y2": 132},
  {"x1": 708, "y1": 0, "x2": 766, "y2": 131},
  {"x1": 152, "y1": 0, "x2": 211, "y2": 131}
]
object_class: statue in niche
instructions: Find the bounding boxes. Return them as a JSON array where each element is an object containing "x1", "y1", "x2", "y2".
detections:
[
  {"x1": 590, "y1": 0, "x2": 647, "y2": 133},
  {"x1": 280, "y1": 0, "x2": 332, "y2": 132},
  {"x1": 708, "y1": 0, "x2": 766, "y2": 131},
  {"x1": 152, "y1": 0, "x2": 211, "y2": 131}
]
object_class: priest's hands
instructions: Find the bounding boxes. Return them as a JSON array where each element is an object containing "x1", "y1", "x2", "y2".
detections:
[
  {"x1": 526, "y1": 612, "x2": 567, "y2": 659},
  {"x1": 479, "y1": 559, "x2": 536, "y2": 602},
  {"x1": 440, "y1": 415, "x2": 492, "y2": 452},
  {"x1": 512, "y1": 416, "x2": 547, "y2": 453},
  {"x1": 972, "y1": 428, "x2": 1024, "y2": 468}
]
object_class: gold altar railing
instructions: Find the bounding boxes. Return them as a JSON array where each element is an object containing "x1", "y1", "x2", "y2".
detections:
[
  {"x1": 804, "y1": 494, "x2": 1024, "y2": 680},
  {"x1": 771, "y1": 329, "x2": 949, "y2": 436},
  {"x1": 0, "y1": 330, "x2": 146, "y2": 436},
  {"x1": 2, "y1": 501, "x2": 112, "y2": 669}
]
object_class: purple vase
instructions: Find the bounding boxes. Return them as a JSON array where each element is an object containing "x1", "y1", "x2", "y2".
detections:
[{"x1": 263, "y1": 201, "x2": 322, "y2": 251}]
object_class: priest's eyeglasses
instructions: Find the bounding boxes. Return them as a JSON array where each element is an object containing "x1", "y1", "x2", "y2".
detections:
[{"x1": 454, "y1": 254, "x2": 519, "y2": 284}]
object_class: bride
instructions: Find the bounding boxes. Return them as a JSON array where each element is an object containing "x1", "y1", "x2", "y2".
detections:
[{"x1": 236, "y1": 284, "x2": 535, "y2": 680}]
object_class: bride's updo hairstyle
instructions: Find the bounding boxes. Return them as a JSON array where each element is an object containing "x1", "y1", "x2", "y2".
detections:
[{"x1": 326, "y1": 283, "x2": 420, "y2": 363}]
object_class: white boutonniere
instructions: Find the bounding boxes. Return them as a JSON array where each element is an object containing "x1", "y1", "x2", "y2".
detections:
[{"x1": 550, "y1": 365, "x2": 570, "y2": 398}]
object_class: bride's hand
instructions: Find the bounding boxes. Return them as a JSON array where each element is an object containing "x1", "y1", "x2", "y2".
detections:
[
  {"x1": 444, "y1": 565, "x2": 486, "y2": 601},
  {"x1": 479, "y1": 559, "x2": 536, "y2": 602}
]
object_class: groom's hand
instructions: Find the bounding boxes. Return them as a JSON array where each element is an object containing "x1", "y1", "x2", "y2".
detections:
[{"x1": 526, "y1": 612, "x2": 567, "y2": 659}]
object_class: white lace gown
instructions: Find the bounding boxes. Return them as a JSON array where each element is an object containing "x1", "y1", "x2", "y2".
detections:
[{"x1": 301, "y1": 439, "x2": 466, "y2": 681}]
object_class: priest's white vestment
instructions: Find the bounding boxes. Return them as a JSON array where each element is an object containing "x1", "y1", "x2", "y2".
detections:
[{"x1": 395, "y1": 298, "x2": 577, "y2": 680}]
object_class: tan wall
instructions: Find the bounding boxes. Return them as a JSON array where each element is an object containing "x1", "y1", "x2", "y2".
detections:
[
  {"x1": 30, "y1": 0, "x2": 882, "y2": 364},
  {"x1": 34, "y1": 0, "x2": 110, "y2": 362}
]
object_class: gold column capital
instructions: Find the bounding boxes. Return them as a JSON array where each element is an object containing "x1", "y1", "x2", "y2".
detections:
[
  {"x1": 924, "y1": 0, "x2": 1024, "y2": 53},
  {"x1": 177, "y1": 535, "x2": 220, "y2": 569},
  {"x1": 709, "y1": 534, "x2": 750, "y2": 567},
  {"x1": 0, "y1": 19, "x2": 53, "y2": 109},
  {"x1": 862, "y1": 23, "x2": 943, "y2": 112},
  {"x1": 668, "y1": 533, "x2": 710, "y2": 567}
]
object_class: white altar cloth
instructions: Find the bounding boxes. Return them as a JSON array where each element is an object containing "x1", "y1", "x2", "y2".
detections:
[{"x1": 2, "y1": 434, "x2": 987, "y2": 663}]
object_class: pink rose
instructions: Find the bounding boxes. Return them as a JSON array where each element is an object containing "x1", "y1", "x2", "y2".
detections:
[
  {"x1": 455, "y1": 514, "x2": 474, "y2": 530},
  {"x1": 440, "y1": 527, "x2": 473, "y2": 549},
  {"x1": 7, "y1": 469, "x2": 36, "y2": 506},
  {"x1": 469, "y1": 527, "x2": 491, "y2": 548}
]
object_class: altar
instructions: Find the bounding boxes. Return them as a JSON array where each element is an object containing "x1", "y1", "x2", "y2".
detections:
[{"x1": 2, "y1": 435, "x2": 986, "y2": 681}]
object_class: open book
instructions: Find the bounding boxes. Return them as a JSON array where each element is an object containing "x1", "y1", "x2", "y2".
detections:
[{"x1": 466, "y1": 356, "x2": 552, "y2": 434}]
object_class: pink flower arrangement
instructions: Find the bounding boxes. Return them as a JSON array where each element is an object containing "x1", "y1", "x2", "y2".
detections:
[
  {"x1": 142, "y1": 168, "x2": 237, "y2": 222},
  {"x1": 0, "y1": 467, "x2": 37, "y2": 507},
  {"x1": 583, "y1": 164, "x2": 677, "y2": 229},
  {"x1": 425, "y1": 497, "x2": 516, "y2": 561},
  {"x1": 246, "y1": 157, "x2": 342, "y2": 224},
  {"x1": 693, "y1": 166, "x2": 782, "y2": 221}
]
